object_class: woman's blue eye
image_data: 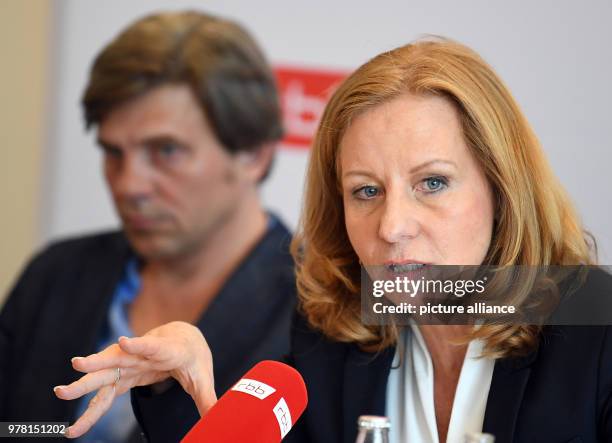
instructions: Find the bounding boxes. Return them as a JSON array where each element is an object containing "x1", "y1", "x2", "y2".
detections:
[
  {"x1": 354, "y1": 185, "x2": 379, "y2": 199},
  {"x1": 423, "y1": 176, "x2": 447, "y2": 192}
]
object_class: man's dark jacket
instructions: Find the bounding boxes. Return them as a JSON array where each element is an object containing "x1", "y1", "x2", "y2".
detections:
[{"x1": 0, "y1": 221, "x2": 296, "y2": 442}]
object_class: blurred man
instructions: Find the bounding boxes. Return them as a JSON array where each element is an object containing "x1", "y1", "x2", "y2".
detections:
[{"x1": 0, "y1": 11, "x2": 295, "y2": 442}]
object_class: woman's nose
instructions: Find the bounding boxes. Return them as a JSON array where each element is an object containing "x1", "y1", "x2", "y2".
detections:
[{"x1": 378, "y1": 192, "x2": 422, "y2": 244}]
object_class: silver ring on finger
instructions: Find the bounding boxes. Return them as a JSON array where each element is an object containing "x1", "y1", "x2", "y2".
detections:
[{"x1": 114, "y1": 367, "x2": 121, "y2": 385}]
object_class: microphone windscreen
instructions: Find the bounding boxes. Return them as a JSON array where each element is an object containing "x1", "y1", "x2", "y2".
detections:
[{"x1": 181, "y1": 360, "x2": 308, "y2": 442}]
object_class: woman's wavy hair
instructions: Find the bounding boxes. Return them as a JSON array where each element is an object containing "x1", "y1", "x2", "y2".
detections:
[{"x1": 291, "y1": 37, "x2": 596, "y2": 358}]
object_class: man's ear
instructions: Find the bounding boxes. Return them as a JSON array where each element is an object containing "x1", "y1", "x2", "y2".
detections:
[{"x1": 235, "y1": 143, "x2": 276, "y2": 183}]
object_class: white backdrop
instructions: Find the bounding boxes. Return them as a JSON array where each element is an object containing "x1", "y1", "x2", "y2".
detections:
[{"x1": 42, "y1": 0, "x2": 612, "y2": 262}]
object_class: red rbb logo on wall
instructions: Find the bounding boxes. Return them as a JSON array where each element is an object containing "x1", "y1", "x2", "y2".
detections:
[{"x1": 274, "y1": 66, "x2": 348, "y2": 149}]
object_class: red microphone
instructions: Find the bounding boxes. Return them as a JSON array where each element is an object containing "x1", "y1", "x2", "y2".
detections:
[{"x1": 181, "y1": 360, "x2": 308, "y2": 442}]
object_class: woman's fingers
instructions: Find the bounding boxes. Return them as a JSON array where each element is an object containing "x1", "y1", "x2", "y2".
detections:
[
  {"x1": 71, "y1": 343, "x2": 142, "y2": 373},
  {"x1": 54, "y1": 367, "x2": 133, "y2": 400},
  {"x1": 120, "y1": 322, "x2": 217, "y2": 415},
  {"x1": 64, "y1": 385, "x2": 116, "y2": 439},
  {"x1": 55, "y1": 322, "x2": 213, "y2": 438},
  {"x1": 119, "y1": 334, "x2": 192, "y2": 368},
  {"x1": 118, "y1": 335, "x2": 168, "y2": 360}
]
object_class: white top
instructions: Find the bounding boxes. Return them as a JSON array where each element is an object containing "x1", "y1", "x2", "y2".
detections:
[{"x1": 385, "y1": 325, "x2": 495, "y2": 443}]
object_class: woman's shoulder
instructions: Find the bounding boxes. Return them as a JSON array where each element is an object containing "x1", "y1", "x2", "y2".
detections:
[
  {"x1": 548, "y1": 265, "x2": 612, "y2": 325},
  {"x1": 538, "y1": 265, "x2": 612, "y2": 359}
]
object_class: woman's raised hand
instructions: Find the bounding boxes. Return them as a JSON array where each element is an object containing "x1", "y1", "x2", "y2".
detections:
[{"x1": 54, "y1": 321, "x2": 217, "y2": 438}]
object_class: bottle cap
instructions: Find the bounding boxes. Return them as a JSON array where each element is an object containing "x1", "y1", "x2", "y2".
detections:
[
  {"x1": 357, "y1": 415, "x2": 391, "y2": 429},
  {"x1": 465, "y1": 432, "x2": 495, "y2": 443}
]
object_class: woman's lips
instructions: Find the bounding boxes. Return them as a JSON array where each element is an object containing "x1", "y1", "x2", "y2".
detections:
[
  {"x1": 384, "y1": 263, "x2": 430, "y2": 281},
  {"x1": 385, "y1": 262, "x2": 428, "y2": 273},
  {"x1": 362, "y1": 261, "x2": 433, "y2": 282}
]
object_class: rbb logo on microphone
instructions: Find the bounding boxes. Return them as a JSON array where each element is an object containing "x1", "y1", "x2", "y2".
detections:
[
  {"x1": 273, "y1": 398, "x2": 292, "y2": 438},
  {"x1": 181, "y1": 361, "x2": 308, "y2": 443},
  {"x1": 231, "y1": 378, "x2": 276, "y2": 400}
]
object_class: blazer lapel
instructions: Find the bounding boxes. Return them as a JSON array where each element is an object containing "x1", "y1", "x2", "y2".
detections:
[
  {"x1": 342, "y1": 344, "x2": 395, "y2": 443},
  {"x1": 482, "y1": 350, "x2": 537, "y2": 443}
]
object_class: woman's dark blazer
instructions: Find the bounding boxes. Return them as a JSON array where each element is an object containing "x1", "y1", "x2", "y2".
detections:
[{"x1": 285, "y1": 268, "x2": 612, "y2": 443}]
